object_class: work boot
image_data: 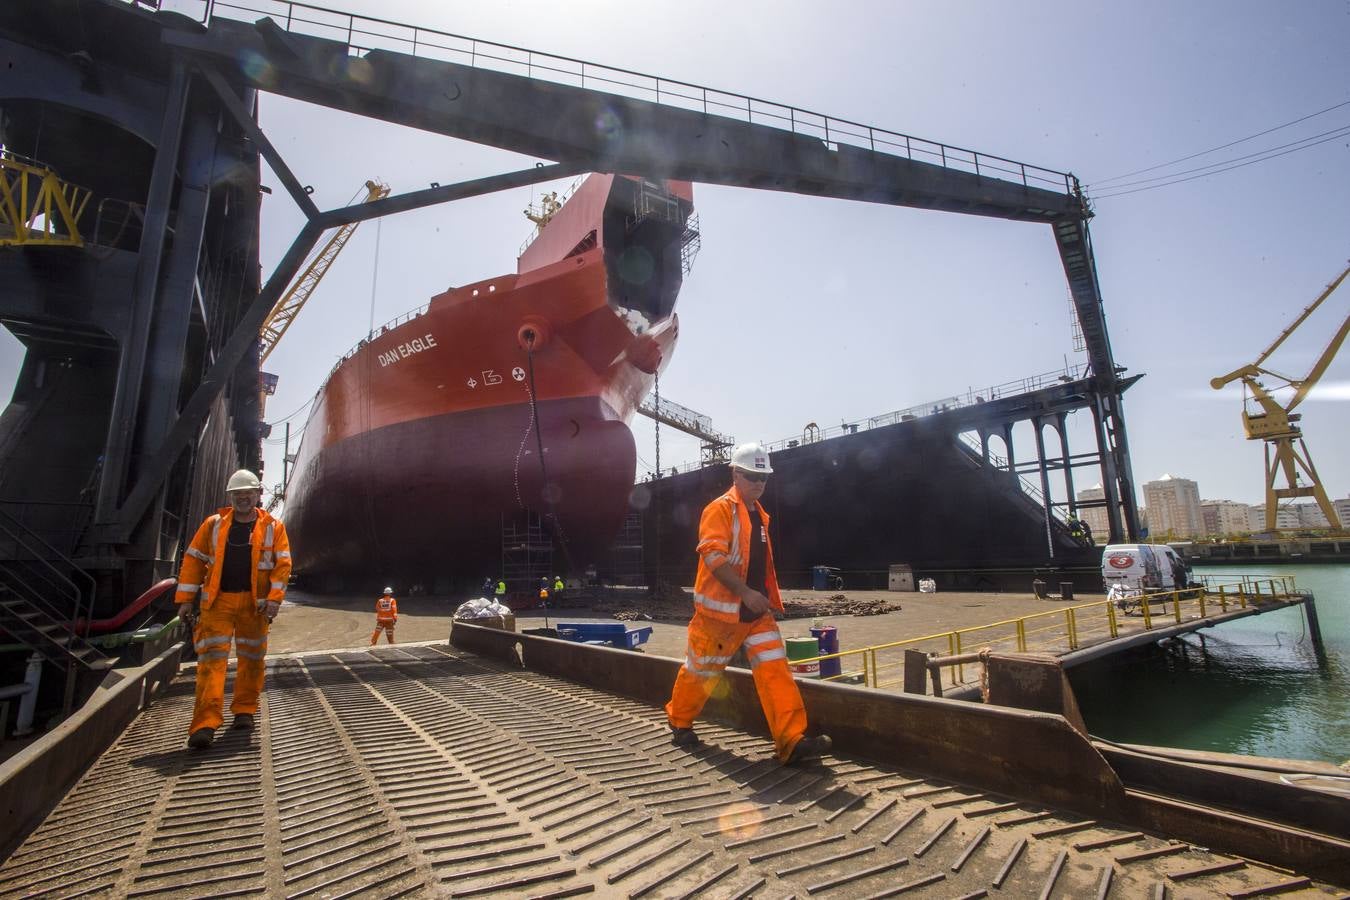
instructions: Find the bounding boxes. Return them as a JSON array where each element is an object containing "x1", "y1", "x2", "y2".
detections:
[
  {"x1": 186, "y1": 727, "x2": 215, "y2": 750},
  {"x1": 785, "y1": 734, "x2": 832, "y2": 766},
  {"x1": 231, "y1": 713, "x2": 255, "y2": 730},
  {"x1": 670, "y1": 726, "x2": 701, "y2": 748}
]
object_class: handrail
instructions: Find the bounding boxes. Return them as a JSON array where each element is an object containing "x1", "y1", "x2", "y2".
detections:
[
  {"x1": 174, "y1": 0, "x2": 1073, "y2": 196},
  {"x1": 654, "y1": 361, "x2": 1090, "y2": 478},
  {"x1": 797, "y1": 574, "x2": 1299, "y2": 691},
  {"x1": 0, "y1": 504, "x2": 97, "y2": 647}
]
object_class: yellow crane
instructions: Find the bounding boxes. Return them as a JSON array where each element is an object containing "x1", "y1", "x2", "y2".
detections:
[
  {"x1": 258, "y1": 179, "x2": 390, "y2": 364},
  {"x1": 1210, "y1": 259, "x2": 1350, "y2": 531}
]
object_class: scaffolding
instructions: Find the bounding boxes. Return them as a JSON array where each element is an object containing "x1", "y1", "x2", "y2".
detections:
[
  {"x1": 606, "y1": 511, "x2": 645, "y2": 587},
  {"x1": 501, "y1": 511, "x2": 552, "y2": 593}
]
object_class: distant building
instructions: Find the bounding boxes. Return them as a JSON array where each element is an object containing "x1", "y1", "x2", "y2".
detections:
[
  {"x1": 1142, "y1": 474, "x2": 1203, "y2": 538},
  {"x1": 1075, "y1": 484, "x2": 1109, "y2": 540},
  {"x1": 1333, "y1": 497, "x2": 1350, "y2": 530},
  {"x1": 1200, "y1": 499, "x2": 1252, "y2": 537},
  {"x1": 1249, "y1": 504, "x2": 1300, "y2": 531},
  {"x1": 1294, "y1": 503, "x2": 1330, "y2": 529}
]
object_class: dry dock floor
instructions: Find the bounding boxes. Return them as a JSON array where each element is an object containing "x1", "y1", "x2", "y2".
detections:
[{"x1": 270, "y1": 589, "x2": 1096, "y2": 662}]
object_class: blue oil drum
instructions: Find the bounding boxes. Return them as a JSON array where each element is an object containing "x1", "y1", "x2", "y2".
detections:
[{"x1": 810, "y1": 625, "x2": 841, "y2": 679}]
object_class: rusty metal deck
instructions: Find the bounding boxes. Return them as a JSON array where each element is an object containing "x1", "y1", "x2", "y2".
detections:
[{"x1": 1, "y1": 643, "x2": 1344, "y2": 898}]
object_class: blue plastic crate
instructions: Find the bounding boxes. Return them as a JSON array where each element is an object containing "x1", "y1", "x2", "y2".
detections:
[
  {"x1": 620, "y1": 625, "x2": 652, "y2": 649},
  {"x1": 557, "y1": 622, "x2": 651, "y2": 650}
]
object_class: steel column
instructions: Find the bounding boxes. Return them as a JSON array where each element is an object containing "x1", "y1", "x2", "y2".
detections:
[
  {"x1": 1032, "y1": 417, "x2": 1054, "y2": 559},
  {"x1": 95, "y1": 61, "x2": 191, "y2": 525}
]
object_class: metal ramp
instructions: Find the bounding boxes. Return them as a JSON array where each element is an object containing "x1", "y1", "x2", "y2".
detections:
[{"x1": 2, "y1": 643, "x2": 1343, "y2": 898}]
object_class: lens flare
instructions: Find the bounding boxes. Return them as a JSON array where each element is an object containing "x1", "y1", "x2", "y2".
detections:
[
  {"x1": 716, "y1": 801, "x2": 764, "y2": 839},
  {"x1": 236, "y1": 49, "x2": 274, "y2": 87},
  {"x1": 594, "y1": 108, "x2": 622, "y2": 140}
]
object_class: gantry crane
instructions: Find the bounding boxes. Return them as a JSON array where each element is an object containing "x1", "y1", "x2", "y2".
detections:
[
  {"x1": 258, "y1": 179, "x2": 390, "y2": 364},
  {"x1": 1210, "y1": 259, "x2": 1350, "y2": 531}
]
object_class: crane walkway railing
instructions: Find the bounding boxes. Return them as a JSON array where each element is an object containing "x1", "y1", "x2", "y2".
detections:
[
  {"x1": 154, "y1": 0, "x2": 1073, "y2": 196},
  {"x1": 796, "y1": 575, "x2": 1300, "y2": 695}
]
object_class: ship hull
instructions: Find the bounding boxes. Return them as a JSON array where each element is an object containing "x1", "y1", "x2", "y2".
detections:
[
  {"x1": 285, "y1": 397, "x2": 636, "y2": 581},
  {"x1": 282, "y1": 174, "x2": 694, "y2": 588}
]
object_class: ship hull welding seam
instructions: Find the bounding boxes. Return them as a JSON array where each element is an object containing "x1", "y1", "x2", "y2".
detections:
[{"x1": 284, "y1": 175, "x2": 696, "y2": 583}]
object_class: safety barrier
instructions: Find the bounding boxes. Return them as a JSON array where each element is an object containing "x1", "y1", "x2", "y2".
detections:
[{"x1": 795, "y1": 574, "x2": 1299, "y2": 694}]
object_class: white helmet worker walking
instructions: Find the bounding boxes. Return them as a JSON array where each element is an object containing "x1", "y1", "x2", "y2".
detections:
[
  {"x1": 665, "y1": 437, "x2": 832, "y2": 766},
  {"x1": 729, "y1": 442, "x2": 773, "y2": 474},
  {"x1": 173, "y1": 466, "x2": 290, "y2": 750}
]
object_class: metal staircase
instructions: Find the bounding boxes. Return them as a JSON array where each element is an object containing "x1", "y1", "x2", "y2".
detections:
[
  {"x1": 0, "y1": 585, "x2": 111, "y2": 672},
  {"x1": 0, "y1": 506, "x2": 112, "y2": 714}
]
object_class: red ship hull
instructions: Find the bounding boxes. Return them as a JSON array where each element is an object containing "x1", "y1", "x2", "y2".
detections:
[{"x1": 283, "y1": 174, "x2": 694, "y2": 587}]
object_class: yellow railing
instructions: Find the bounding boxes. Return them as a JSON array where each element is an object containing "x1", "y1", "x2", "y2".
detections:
[
  {"x1": 795, "y1": 575, "x2": 1298, "y2": 693},
  {"x1": 0, "y1": 151, "x2": 90, "y2": 248}
]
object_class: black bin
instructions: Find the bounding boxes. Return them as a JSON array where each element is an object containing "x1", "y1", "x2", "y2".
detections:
[{"x1": 1059, "y1": 582, "x2": 1075, "y2": 601}]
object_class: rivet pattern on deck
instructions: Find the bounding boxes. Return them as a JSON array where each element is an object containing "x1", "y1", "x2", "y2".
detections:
[{"x1": 2, "y1": 643, "x2": 1343, "y2": 898}]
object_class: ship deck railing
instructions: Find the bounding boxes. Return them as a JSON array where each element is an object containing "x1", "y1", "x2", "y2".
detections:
[
  {"x1": 161, "y1": 0, "x2": 1074, "y2": 196},
  {"x1": 321, "y1": 301, "x2": 432, "y2": 380},
  {"x1": 796, "y1": 574, "x2": 1301, "y2": 695},
  {"x1": 655, "y1": 361, "x2": 1090, "y2": 478}
]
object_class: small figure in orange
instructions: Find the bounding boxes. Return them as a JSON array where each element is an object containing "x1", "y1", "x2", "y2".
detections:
[{"x1": 371, "y1": 587, "x2": 398, "y2": 644}]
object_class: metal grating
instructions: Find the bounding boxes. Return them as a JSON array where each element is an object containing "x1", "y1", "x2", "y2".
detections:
[{"x1": 1, "y1": 644, "x2": 1344, "y2": 898}]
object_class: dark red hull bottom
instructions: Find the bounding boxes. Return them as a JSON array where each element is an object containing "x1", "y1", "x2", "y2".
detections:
[{"x1": 284, "y1": 397, "x2": 636, "y2": 586}]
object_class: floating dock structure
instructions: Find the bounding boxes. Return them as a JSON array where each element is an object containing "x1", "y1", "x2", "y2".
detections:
[{"x1": 644, "y1": 366, "x2": 1138, "y2": 592}]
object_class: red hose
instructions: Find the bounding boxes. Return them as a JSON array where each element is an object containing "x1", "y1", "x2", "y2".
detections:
[{"x1": 72, "y1": 577, "x2": 177, "y2": 635}]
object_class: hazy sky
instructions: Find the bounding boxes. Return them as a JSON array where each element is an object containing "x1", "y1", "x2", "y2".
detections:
[{"x1": 3, "y1": 0, "x2": 1348, "y2": 511}]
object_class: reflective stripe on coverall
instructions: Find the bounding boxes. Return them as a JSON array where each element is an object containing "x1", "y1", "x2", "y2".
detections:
[
  {"x1": 190, "y1": 590, "x2": 269, "y2": 733},
  {"x1": 666, "y1": 483, "x2": 805, "y2": 762},
  {"x1": 176, "y1": 507, "x2": 290, "y2": 735},
  {"x1": 665, "y1": 610, "x2": 806, "y2": 762},
  {"x1": 690, "y1": 485, "x2": 784, "y2": 623},
  {"x1": 174, "y1": 507, "x2": 291, "y2": 610},
  {"x1": 371, "y1": 595, "x2": 398, "y2": 644}
]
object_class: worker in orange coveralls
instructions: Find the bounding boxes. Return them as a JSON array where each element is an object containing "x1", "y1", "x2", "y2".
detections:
[
  {"x1": 665, "y1": 443, "x2": 832, "y2": 765},
  {"x1": 174, "y1": 469, "x2": 291, "y2": 750},
  {"x1": 371, "y1": 587, "x2": 398, "y2": 644}
]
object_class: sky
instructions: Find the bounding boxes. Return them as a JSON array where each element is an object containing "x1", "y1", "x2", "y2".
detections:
[{"x1": 3, "y1": 0, "x2": 1348, "y2": 512}]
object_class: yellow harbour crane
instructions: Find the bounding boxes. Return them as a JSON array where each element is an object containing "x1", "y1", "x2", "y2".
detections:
[
  {"x1": 1211, "y1": 259, "x2": 1350, "y2": 531},
  {"x1": 258, "y1": 179, "x2": 390, "y2": 364}
]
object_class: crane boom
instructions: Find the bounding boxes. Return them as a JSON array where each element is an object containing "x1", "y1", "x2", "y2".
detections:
[
  {"x1": 258, "y1": 179, "x2": 390, "y2": 364},
  {"x1": 1211, "y1": 258, "x2": 1349, "y2": 531}
]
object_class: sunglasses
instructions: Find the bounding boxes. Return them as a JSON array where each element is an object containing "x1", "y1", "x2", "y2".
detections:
[{"x1": 738, "y1": 472, "x2": 769, "y2": 483}]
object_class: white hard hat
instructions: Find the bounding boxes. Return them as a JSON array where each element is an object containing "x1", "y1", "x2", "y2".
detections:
[
  {"x1": 730, "y1": 442, "x2": 773, "y2": 474},
  {"x1": 383, "y1": 587, "x2": 393, "y2": 594},
  {"x1": 226, "y1": 469, "x2": 261, "y2": 492}
]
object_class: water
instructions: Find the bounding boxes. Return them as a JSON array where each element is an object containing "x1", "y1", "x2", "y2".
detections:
[{"x1": 1071, "y1": 563, "x2": 1350, "y2": 764}]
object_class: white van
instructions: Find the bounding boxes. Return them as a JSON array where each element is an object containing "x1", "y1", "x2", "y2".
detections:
[{"x1": 1102, "y1": 544, "x2": 1193, "y2": 593}]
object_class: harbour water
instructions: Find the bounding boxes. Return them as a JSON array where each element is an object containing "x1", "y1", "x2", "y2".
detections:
[{"x1": 1072, "y1": 563, "x2": 1350, "y2": 764}]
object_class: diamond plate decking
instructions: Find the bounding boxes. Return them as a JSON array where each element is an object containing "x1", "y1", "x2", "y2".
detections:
[{"x1": 1, "y1": 643, "x2": 1343, "y2": 899}]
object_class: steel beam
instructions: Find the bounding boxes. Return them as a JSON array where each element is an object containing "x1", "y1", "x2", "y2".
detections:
[{"x1": 163, "y1": 20, "x2": 1080, "y2": 223}]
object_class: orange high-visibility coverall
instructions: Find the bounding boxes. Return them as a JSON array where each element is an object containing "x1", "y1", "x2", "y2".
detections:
[
  {"x1": 371, "y1": 595, "x2": 398, "y2": 644},
  {"x1": 665, "y1": 485, "x2": 807, "y2": 762},
  {"x1": 174, "y1": 508, "x2": 291, "y2": 734}
]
